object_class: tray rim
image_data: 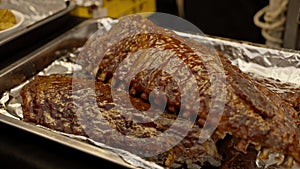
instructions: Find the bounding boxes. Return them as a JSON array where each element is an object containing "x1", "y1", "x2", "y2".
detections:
[
  {"x1": 0, "y1": 114, "x2": 134, "y2": 168},
  {"x1": 0, "y1": 19, "x2": 98, "y2": 94},
  {"x1": 0, "y1": 0, "x2": 77, "y2": 46}
]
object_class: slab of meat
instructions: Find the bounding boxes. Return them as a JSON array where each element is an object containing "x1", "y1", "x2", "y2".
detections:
[
  {"x1": 251, "y1": 76, "x2": 300, "y2": 112},
  {"x1": 21, "y1": 75, "x2": 222, "y2": 168},
  {"x1": 77, "y1": 14, "x2": 300, "y2": 166}
]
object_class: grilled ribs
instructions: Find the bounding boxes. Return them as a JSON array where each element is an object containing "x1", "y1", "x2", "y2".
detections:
[
  {"x1": 252, "y1": 77, "x2": 300, "y2": 112},
  {"x1": 21, "y1": 75, "x2": 222, "y2": 168},
  {"x1": 21, "y1": 14, "x2": 300, "y2": 168},
  {"x1": 77, "y1": 14, "x2": 300, "y2": 165}
]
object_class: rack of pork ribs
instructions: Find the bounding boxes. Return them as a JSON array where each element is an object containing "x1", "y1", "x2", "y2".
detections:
[{"x1": 20, "y1": 15, "x2": 300, "y2": 168}]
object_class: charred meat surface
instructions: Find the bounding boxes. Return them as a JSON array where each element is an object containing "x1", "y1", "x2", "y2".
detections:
[
  {"x1": 21, "y1": 74, "x2": 222, "y2": 168},
  {"x1": 218, "y1": 136, "x2": 260, "y2": 169},
  {"x1": 77, "y1": 14, "x2": 300, "y2": 164},
  {"x1": 21, "y1": 15, "x2": 300, "y2": 168},
  {"x1": 21, "y1": 75, "x2": 87, "y2": 136},
  {"x1": 217, "y1": 136, "x2": 287, "y2": 169},
  {"x1": 252, "y1": 76, "x2": 300, "y2": 112}
]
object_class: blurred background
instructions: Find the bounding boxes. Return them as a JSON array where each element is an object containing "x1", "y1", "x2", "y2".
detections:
[
  {"x1": 1, "y1": 0, "x2": 299, "y2": 50},
  {"x1": 69, "y1": 0, "x2": 299, "y2": 49}
]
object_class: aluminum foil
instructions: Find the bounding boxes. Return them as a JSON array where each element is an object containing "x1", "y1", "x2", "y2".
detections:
[
  {"x1": 0, "y1": 18, "x2": 300, "y2": 168},
  {"x1": 0, "y1": 46, "x2": 163, "y2": 169},
  {"x1": 0, "y1": 0, "x2": 67, "y2": 27},
  {"x1": 175, "y1": 31, "x2": 300, "y2": 85}
]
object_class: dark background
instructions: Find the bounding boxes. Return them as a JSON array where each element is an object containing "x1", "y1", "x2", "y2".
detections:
[{"x1": 157, "y1": 0, "x2": 269, "y2": 44}]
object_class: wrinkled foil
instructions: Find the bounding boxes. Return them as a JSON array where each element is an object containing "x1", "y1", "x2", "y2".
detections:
[
  {"x1": 0, "y1": 0, "x2": 67, "y2": 27},
  {"x1": 0, "y1": 18, "x2": 300, "y2": 168},
  {"x1": 175, "y1": 31, "x2": 300, "y2": 86},
  {"x1": 0, "y1": 47, "x2": 163, "y2": 169}
]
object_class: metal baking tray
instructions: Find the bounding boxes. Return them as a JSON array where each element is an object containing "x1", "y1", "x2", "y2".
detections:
[
  {"x1": 0, "y1": 0, "x2": 76, "y2": 46},
  {"x1": 0, "y1": 19, "x2": 135, "y2": 169},
  {"x1": 0, "y1": 18, "x2": 299, "y2": 168}
]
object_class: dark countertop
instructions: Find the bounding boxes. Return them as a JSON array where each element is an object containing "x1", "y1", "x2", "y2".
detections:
[{"x1": 0, "y1": 122, "x2": 127, "y2": 169}]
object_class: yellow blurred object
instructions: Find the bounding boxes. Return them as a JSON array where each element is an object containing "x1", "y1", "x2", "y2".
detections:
[
  {"x1": 71, "y1": 0, "x2": 156, "y2": 18},
  {"x1": 0, "y1": 9, "x2": 16, "y2": 31},
  {"x1": 70, "y1": 5, "x2": 95, "y2": 18},
  {"x1": 103, "y1": 0, "x2": 156, "y2": 18}
]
